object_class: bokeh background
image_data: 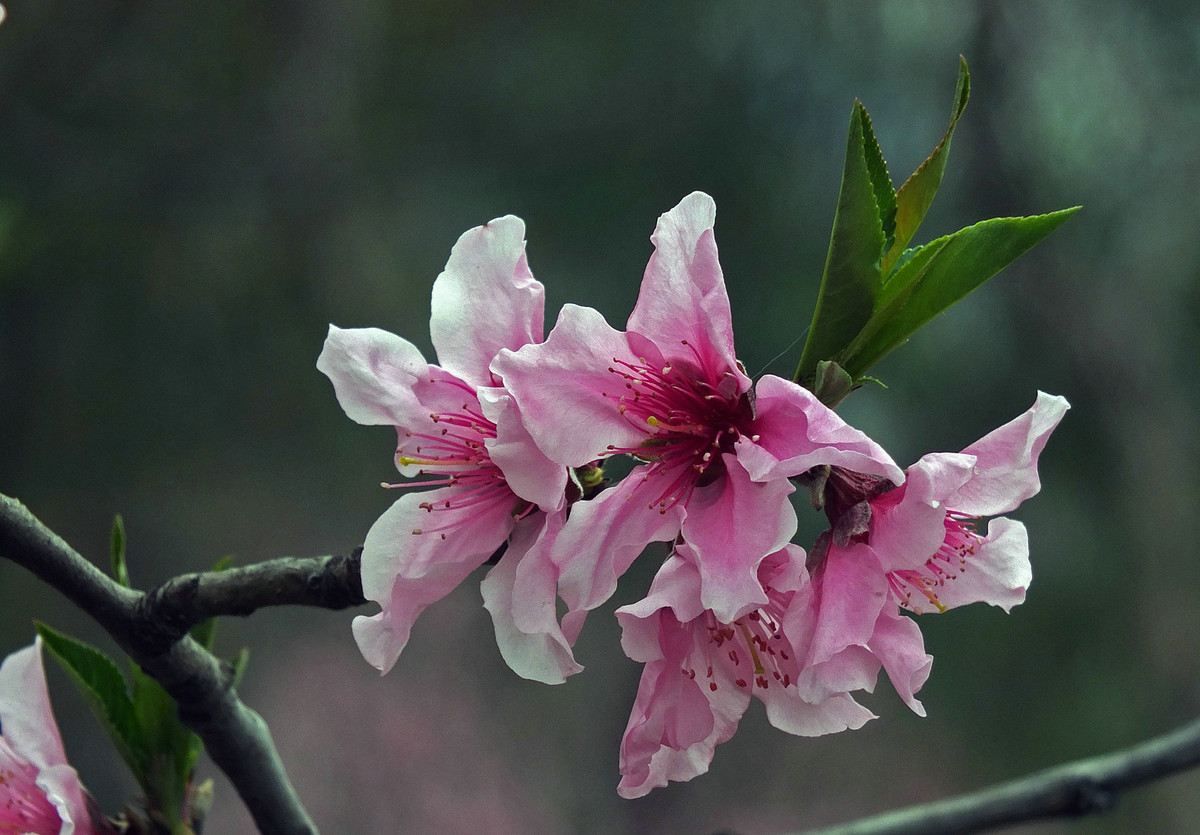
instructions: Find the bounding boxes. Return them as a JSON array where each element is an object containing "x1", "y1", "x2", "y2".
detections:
[{"x1": 2, "y1": 2, "x2": 1199, "y2": 833}]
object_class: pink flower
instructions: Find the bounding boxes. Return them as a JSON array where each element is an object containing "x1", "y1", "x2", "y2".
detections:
[
  {"x1": 0, "y1": 637, "x2": 97, "y2": 835},
  {"x1": 800, "y1": 391, "x2": 1070, "y2": 714},
  {"x1": 318, "y1": 216, "x2": 580, "y2": 683},
  {"x1": 614, "y1": 545, "x2": 874, "y2": 798},
  {"x1": 494, "y1": 192, "x2": 903, "y2": 634}
]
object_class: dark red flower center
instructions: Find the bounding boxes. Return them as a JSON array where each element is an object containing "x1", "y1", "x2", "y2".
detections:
[{"x1": 601, "y1": 344, "x2": 754, "y2": 513}]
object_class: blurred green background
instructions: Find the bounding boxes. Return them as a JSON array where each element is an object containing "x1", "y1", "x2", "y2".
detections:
[{"x1": 2, "y1": 1, "x2": 1199, "y2": 833}]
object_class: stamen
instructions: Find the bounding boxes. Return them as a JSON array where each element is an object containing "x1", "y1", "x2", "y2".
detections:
[{"x1": 600, "y1": 354, "x2": 750, "y2": 511}]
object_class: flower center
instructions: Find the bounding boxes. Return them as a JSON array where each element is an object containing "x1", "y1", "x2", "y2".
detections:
[
  {"x1": 886, "y1": 514, "x2": 983, "y2": 613},
  {"x1": 681, "y1": 589, "x2": 795, "y2": 693},
  {"x1": 385, "y1": 379, "x2": 528, "y2": 539},
  {"x1": 0, "y1": 737, "x2": 64, "y2": 835},
  {"x1": 601, "y1": 346, "x2": 753, "y2": 513}
]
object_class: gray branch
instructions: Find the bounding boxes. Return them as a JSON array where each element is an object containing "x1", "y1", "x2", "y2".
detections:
[
  {"x1": 800, "y1": 714, "x2": 1200, "y2": 834},
  {"x1": 0, "y1": 494, "x2": 320, "y2": 835},
  {"x1": 134, "y1": 551, "x2": 365, "y2": 655},
  {"x1": 7, "y1": 490, "x2": 1200, "y2": 835}
]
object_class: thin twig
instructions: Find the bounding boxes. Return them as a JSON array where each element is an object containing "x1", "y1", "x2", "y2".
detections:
[
  {"x1": 0, "y1": 494, "x2": 320, "y2": 835},
  {"x1": 135, "y1": 551, "x2": 365, "y2": 654},
  {"x1": 800, "y1": 715, "x2": 1200, "y2": 834}
]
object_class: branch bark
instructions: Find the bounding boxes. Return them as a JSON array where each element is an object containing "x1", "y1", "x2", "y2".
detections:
[
  {"x1": 800, "y1": 715, "x2": 1200, "y2": 834},
  {"x1": 134, "y1": 551, "x2": 365, "y2": 655},
  {"x1": 0, "y1": 494, "x2": 320, "y2": 835}
]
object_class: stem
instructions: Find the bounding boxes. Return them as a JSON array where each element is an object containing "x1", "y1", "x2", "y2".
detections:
[
  {"x1": 798, "y1": 716, "x2": 1200, "y2": 834},
  {"x1": 135, "y1": 552, "x2": 365, "y2": 655}
]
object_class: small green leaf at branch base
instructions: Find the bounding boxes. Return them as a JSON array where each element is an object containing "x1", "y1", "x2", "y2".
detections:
[
  {"x1": 35, "y1": 623, "x2": 149, "y2": 783},
  {"x1": 110, "y1": 515, "x2": 130, "y2": 589},
  {"x1": 131, "y1": 663, "x2": 202, "y2": 832}
]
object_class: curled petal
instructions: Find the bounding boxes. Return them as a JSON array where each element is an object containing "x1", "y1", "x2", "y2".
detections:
[
  {"x1": 867, "y1": 458, "x2": 970, "y2": 575},
  {"x1": 736, "y1": 375, "x2": 905, "y2": 485},
  {"x1": 551, "y1": 471, "x2": 684, "y2": 631},
  {"x1": 478, "y1": 388, "x2": 567, "y2": 512},
  {"x1": 806, "y1": 543, "x2": 890, "y2": 667},
  {"x1": 430, "y1": 216, "x2": 545, "y2": 388},
  {"x1": 953, "y1": 391, "x2": 1070, "y2": 517},
  {"x1": 923, "y1": 517, "x2": 1031, "y2": 613},
  {"x1": 795, "y1": 543, "x2": 889, "y2": 703},
  {"x1": 481, "y1": 513, "x2": 583, "y2": 685},
  {"x1": 761, "y1": 690, "x2": 875, "y2": 738},
  {"x1": 616, "y1": 554, "x2": 708, "y2": 661},
  {"x1": 869, "y1": 611, "x2": 932, "y2": 717}
]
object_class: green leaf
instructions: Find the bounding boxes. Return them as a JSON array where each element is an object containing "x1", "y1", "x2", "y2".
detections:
[
  {"x1": 229, "y1": 647, "x2": 250, "y2": 691},
  {"x1": 840, "y1": 207, "x2": 1081, "y2": 376},
  {"x1": 882, "y1": 56, "x2": 971, "y2": 278},
  {"x1": 796, "y1": 100, "x2": 888, "y2": 384},
  {"x1": 858, "y1": 106, "x2": 897, "y2": 256},
  {"x1": 110, "y1": 514, "x2": 130, "y2": 588},
  {"x1": 35, "y1": 623, "x2": 148, "y2": 782},
  {"x1": 131, "y1": 662, "x2": 200, "y2": 827}
]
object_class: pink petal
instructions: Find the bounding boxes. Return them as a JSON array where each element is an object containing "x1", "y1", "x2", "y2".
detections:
[
  {"x1": 869, "y1": 611, "x2": 933, "y2": 717},
  {"x1": 0, "y1": 638, "x2": 93, "y2": 834},
  {"x1": 924, "y1": 517, "x2": 1031, "y2": 613},
  {"x1": 429, "y1": 216, "x2": 545, "y2": 389},
  {"x1": 0, "y1": 639, "x2": 68, "y2": 772},
  {"x1": 809, "y1": 544, "x2": 890, "y2": 664},
  {"x1": 679, "y1": 454, "x2": 796, "y2": 623},
  {"x1": 353, "y1": 488, "x2": 517, "y2": 673},
  {"x1": 782, "y1": 547, "x2": 887, "y2": 703},
  {"x1": 736, "y1": 375, "x2": 905, "y2": 485},
  {"x1": 616, "y1": 553, "x2": 708, "y2": 662},
  {"x1": 478, "y1": 388, "x2": 567, "y2": 512},
  {"x1": 492, "y1": 304, "x2": 643, "y2": 467},
  {"x1": 551, "y1": 470, "x2": 684, "y2": 625},
  {"x1": 761, "y1": 690, "x2": 876, "y2": 737},
  {"x1": 867, "y1": 463, "x2": 965, "y2": 575},
  {"x1": 480, "y1": 513, "x2": 582, "y2": 684},
  {"x1": 627, "y1": 192, "x2": 748, "y2": 389},
  {"x1": 317, "y1": 325, "x2": 432, "y2": 429},
  {"x1": 616, "y1": 612, "x2": 750, "y2": 799},
  {"x1": 0, "y1": 737, "x2": 64, "y2": 834},
  {"x1": 953, "y1": 391, "x2": 1070, "y2": 517},
  {"x1": 798, "y1": 644, "x2": 881, "y2": 704}
]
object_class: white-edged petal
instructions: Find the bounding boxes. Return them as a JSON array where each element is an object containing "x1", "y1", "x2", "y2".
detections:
[{"x1": 430, "y1": 216, "x2": 545, "y2": 388}]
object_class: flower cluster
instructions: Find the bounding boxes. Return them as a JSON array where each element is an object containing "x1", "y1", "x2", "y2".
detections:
[{"x1": 319, "y1": 192, "x2": 1068, "y2": 796}]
